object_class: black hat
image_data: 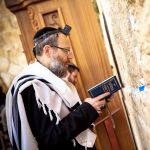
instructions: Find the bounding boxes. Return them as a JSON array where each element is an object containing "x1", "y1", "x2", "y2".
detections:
[
  {"x1": 33, "y1": 27, "x2": 57, "y2": 41},
  {"x1": 33, "y1": 25, "x2": 71, "y2": 41}
]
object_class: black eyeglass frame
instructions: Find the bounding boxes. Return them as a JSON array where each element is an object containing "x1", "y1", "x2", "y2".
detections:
[{"x1": 50, "y1": 44, "x2": 71, "y2": 54}]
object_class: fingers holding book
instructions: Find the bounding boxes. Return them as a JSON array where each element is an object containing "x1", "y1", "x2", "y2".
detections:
[{"x1": 85, "y1": 92, "x2": 110, "y2": 113}]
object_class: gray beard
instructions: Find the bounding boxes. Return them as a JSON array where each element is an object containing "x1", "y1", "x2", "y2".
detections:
[{"x1": 49, "y1": 57, "x2": 67, "y2": 78}]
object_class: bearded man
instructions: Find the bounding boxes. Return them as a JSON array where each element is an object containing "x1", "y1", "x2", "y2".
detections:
[{"x1": 5, "y1": 25, "x2": 109, "y2": 150}]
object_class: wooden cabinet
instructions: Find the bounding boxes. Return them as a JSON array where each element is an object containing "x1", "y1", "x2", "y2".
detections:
[{"x1": 5, "y1": 0, "x2": 136, "y2": 149}]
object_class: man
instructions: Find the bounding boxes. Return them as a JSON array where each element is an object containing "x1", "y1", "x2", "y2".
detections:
[
  {"x1": 5, "y1": 25, "x2": 110, "y2": 150},
  {"x1": 64, "y1": 62, "x2": 79, "y2": 85}
]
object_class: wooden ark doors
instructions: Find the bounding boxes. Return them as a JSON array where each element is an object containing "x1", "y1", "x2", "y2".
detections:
[{"x1": 5, "y1": 0, "x2": 136, "y2": 150}]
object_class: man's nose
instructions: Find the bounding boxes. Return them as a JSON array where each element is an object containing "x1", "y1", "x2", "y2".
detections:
[{"x1": 67, "y1": 51, "x2": 73, "y2": 60}]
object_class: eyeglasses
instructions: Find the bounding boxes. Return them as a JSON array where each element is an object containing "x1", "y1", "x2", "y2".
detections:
[{"x1": 50, "y1": 44, "x2": 71, "y2": 54}]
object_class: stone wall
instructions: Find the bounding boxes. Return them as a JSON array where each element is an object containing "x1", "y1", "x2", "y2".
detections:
[
  {"x1": 0, "y1": 0, "x2": 27, "y2": 93},
  {"x1": 96, "y1": 0, "x2": 150, "y2": 149}
]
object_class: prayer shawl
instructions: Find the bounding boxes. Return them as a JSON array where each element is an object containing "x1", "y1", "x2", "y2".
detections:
[{"x1": 5, "y1": 61, "x2": 96, "y2": 150}]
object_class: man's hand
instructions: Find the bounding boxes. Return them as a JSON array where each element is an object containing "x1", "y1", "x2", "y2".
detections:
[{"x1": 85, "y1": 92, "x2": 110, "y2": 113}]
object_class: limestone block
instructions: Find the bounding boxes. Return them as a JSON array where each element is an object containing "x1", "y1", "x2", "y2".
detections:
[
  {"x1": 17, "y1": 53, "x2": 27, "y2": 67},
  {"x1": 8, "y1": 63, "x2": 23, "y2": 76},
  {"x1": 0, "y1": 17, "x2": 12, "y2": 33},
  {"x1": 0, "y1": 0, "x2": 10, "y2": 15},
  {"x1": 0, "y1": 72, "x2": 14, "y2": 87},
  {"x1": 141, "y1": 54, "x2": 150, "y2": 85},
  {"x1": 8, "y1": 47, "x2": 27, "y2": 66},
  {"x1": 0, "y1": 47, "x2": 5, "y2": 58},
  {"x1": 9, "y1": 15, "x2": 20, "y2": 30},
  {"x1": 12, "y1": 53, "x2": 27, "y2": 69},
  {"x1": 3, "y1": 32, "x2": 20, "y2": 48},
  {"x1": 139, "y1": 7, "x2": 150, "y2": 55},
  {"x1": 141, "y1": 42, "x2": 150, "y2": 55},
  {"x1": 0, "y1": 57, "x2": 9, "y2": 72}
]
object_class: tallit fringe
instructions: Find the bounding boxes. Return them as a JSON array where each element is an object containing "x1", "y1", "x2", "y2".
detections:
[
  {"x1": 72, "y1": 139, "x2": 76, "y2": 147},
  {"x1": 42, "y1": 103, "x2": 47, "y2": 115},
  {"x1": 48, "y1": 109, "x2": 53, "y2": 121},
  {"x1": 37, "y1": 99, "x2": 42, "y2": 109},
  {"x1": 55, "y1": 112, "x2": 60, "y2": 125},
  {"x1": 36, "y1": 98, "x2": 60, "y2": 125}
]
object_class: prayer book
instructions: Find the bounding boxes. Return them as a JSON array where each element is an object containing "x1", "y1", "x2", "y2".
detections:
[{"x1": 88, "y1": 75, "x2": 121, "y2": 98}]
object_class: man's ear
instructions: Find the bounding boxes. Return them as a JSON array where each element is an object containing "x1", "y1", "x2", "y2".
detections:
[{"x1": 43, "y1": 45, "x2": 51, "y2": 57}]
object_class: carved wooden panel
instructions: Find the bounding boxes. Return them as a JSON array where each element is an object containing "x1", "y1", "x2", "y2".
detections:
[
  {"x1": 43, "y1": 10, "x2": 61, "y2": 28},
  {"x1": 27, "y1": 6, "x2": 41, "y2": 32}
]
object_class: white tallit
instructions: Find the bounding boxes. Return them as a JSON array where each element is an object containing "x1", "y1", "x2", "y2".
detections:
[{"x1": 5, "y1": 61, "x2": 96, "y2": 150}]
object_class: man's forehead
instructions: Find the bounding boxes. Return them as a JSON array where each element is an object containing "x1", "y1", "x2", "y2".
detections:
[{"x1": 58, "y1": 33, "x2": 70, "y2": 46}]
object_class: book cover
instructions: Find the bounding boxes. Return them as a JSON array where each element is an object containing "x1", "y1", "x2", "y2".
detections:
[{"x1": 88, "y1": 75, "x2": 121, "y2": 98}]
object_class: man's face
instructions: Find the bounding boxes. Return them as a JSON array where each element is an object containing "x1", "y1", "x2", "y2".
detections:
[
  {"x1": 49, "y1": 33, "x2": 73, "y2": 78},
  {"x1": 68, "y1": 69, "x2": 79, "y2": 85}
]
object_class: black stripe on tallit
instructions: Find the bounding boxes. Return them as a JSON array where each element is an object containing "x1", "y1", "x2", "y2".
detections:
[
  {"x1": 12, "y1": 75, "x2": 51, "y2": 150},
  {"x1": 12, "y1": 76, "x2": 35, "y2": 150},
  {"x1": 11, "y1": 75, "x2": 34, "y2": 96}
]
